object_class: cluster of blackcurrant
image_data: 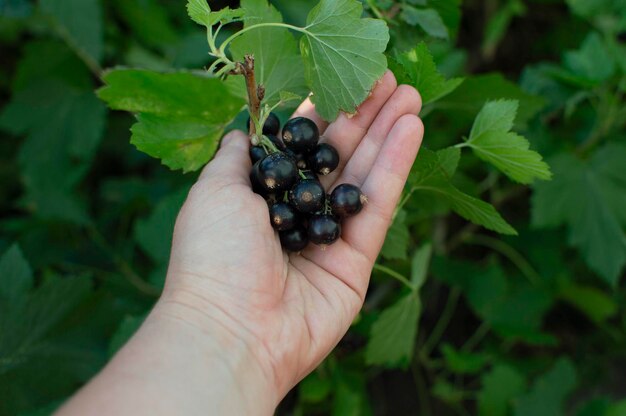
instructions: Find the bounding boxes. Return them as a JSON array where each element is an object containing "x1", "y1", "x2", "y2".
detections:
[{"x1": 248, "y1": 113, "x2": 366, "y2": 252}]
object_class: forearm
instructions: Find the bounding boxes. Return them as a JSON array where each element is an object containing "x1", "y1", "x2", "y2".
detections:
[{"x1": 57, "y1": 293, "x2": 277, "y2": 416}]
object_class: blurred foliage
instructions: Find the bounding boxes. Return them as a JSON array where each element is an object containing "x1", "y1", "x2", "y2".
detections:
[{"x1": 0, "y1": 0, "x2": 625, "y2": 415}]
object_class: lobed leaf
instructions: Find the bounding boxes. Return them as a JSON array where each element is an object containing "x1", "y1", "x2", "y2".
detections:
[
  {"x1": 466, "y1": 100, "x2": 551, "y2": 184},
  {"x1": 40, "y1": 0, "x2": 103, "y2": 64},
  {"x1": 300, "y1": 0, "x2": 389, "y2": 121},
  {"x1": 98, "y1": 69, "x2": 245, "y2": 172},
  {"x1": 478, "y1": 365, "x2": 526, "y2": 416},
  {"x1": 226, "y1": 0, "x2": 308, "y2": 106},
  {"x1": 390, "y1": 42, "x2": 463, "y2": 104},
  {"x1": 365, "y1": 292, "x2": 421, "y2": 367},
  {"x1": 532, "y1": 144, "x2": 626, "y2": 286},
  {"x1": 409, "y1": 148, "x2": 517, "y2": 235}
]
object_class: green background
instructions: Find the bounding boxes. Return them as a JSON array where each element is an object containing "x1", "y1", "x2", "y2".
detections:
[{"x1": 0, "y1": 0, "x2": 625, "y2": 415}]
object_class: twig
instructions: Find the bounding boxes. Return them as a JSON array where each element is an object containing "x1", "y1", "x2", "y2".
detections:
[{"x1": 239, "y1": 55, "x2": 263, "y2": 137}]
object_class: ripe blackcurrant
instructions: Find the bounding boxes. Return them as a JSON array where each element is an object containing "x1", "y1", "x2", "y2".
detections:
[
  {"x1": 282, "y1": 117, "x2": 319, "y2": 153},
  {"x1": 258, "y1": 153, "x2": 298, "y2": 192},
  {"x1": 267, "y1": 134, "x2": 286, "y2": 150},
  {"x1": 250, "y1": 146, "x2": 268, "y2": 163},
  {"x1": 289, "y1": 179, "x2": 325, "y2": 214},
  {"x1": 250, "y1": 162, "x2": 266, "y2": 196},
  {"x1": 279, "y1": 227, "x2": 309, "y2": 252},
  {"x1": 301, "y1": 170, "x2": 319, "y2": 181},
  {"x1": 309, "y1": 143, "x2": 339, "y2": 175},
  {"x1": 285, "y1": 149, "x2": 308, "y2": 170},
  {"x1": 269, "y1": 202, "x2": 299, "y2": 231},
  {"x1": 248, "y1": 112, "x2": 280, "y2": 136},
  {"x1": 330, "y1": 184, "x2": 366, "y2": 218},
  {"x1": 308, "y1": 215, "x2": 341, "y2": 246}
]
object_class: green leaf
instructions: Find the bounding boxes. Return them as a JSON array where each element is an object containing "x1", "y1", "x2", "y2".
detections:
[
  {"x1": 186, "y1": 0, "x2": 244, "y2": 27},
  {"x1": 40, "y1": 0, "x2": 103, "y2": 64},
  {"x1": 559, "y1": 283, "x2": 618, "y2": 323},
  {"x1": 469, "y1": 99, "x2": 518, "y2": 139},
  {"x1": 365, "y1": 292, "x2": 420, "y2": 367},
  {"x1": 0, "y1": 245, "x2": 33, "y2": 299},
  {"x1": 134, "y1": 188, "x2": 188, "y2": 264},
  {"x1": 0, "y1": 42, "x2": 105, "y2": 224},
  {"x1": 381, "y1": 210, "x2": 410, "y2": 260},
  {"x1": 514, "y1": 358, "x2": 577, "y2": 416},
  {"x1": 409, "y1": 148, "x2": 517, "y2": 235},
  {"x1": 186, "y1": 0, "x2": 211, "y2": 26},
  {"x1": 112, "y1": 0, "x2": 178, "y2": 48},
  {"x1": 563, "y1": 32, "x2": 615, "y2": 83},
  {"x1": 465, "y1": 100, "x2": 552, "y2": 184},
  {"x1": 411, "y1": 243, "x2": 432, "y2": 289},
  {"x1": 98, "y1": 69, "x2": 245, "y2": 172},
  {"x1": 441, "y1": 344, "x2": 488, "y2": 374},
  {"x1": 300, "y1": 0, "x2": 389, "y2": 121},
  {"x1": 390, "y1": 42, "x2": 463, "y2": 104},
  {"x1": 401, "y1": 6, "x2": 449, "y2": 39},
  {"x1": 436, "y1": 73, "x2": 546, "y2": 127},
  {"x1": 299, "y1": 371, "x2": 332, "y2": 403},
  {"x1": 226, "y1": 0, "x2": 308, "y2": 106},
  {"x1": 108, "y1": 314, "x2": 146, "y2": 356},
  {"x1": 532, "y1": 144, "x2": 626, "y2": 286},
  {"x1": 0, "y1": 275, "x2": 92, "y2": 373},
  {"x1": 478, "y1": 365, "x2": 526, "y2": 416}
]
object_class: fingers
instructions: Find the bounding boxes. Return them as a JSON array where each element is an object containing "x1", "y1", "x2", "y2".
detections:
[
  {"x1": 319, "y1": 71, "x2": 398, "y2": 182},
  {"x1": 199, "y1": 130, "x2": 250, "y2": 185},
  {"x1": 290, "y1": 97, "x2": 329, "y2": 134},
  {"x1": 333, "y1": 85, "x2": 422, "y2": 188},
  {"x1": 342, "y1": 114, "x2": 424, "y2": 263}
]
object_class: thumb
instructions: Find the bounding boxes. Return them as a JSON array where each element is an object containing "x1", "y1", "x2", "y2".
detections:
[{"x1": 199, "y1": 130, "x2": 251, "y2": 183}]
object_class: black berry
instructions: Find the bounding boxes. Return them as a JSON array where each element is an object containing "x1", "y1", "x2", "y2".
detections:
[
  {"x1": 248, "y1": 112, "x2": 280, "y2": 136},
  {"x1": 285, "y1": 149, "x2": 308, "y2": 170},
  {"x1": 279, "y1": 227, "x2": 309, "y2": 252},
  {"x1": 330, "y1": 184, "x2": 366, "y2": 218},
  {"x1": 269, "y1": 202, "x2": 299, "y2": 231},
  {"x1": 308, "y1": 215, "x2": 341, "y2": 246},
  {"x1": 289, "y1": 179, "x2": 325, "y2": 214},
  {"x1": 267, "y1": 134, "x2": 286, "y2": 150},
  {"x1": 309, "y1": 143, "x2": 339, "y2": 176},
  {"x1": 250, "y1": 146, "x2": 268, "y2": 163},
  {"x1": 258, "y1": 153, "x2": 298, "y2": 192},
  {"x1": 301, "y1": 170, "x2": 319, "y2": 181},
  {"x1": 250, "y1": 162, "x2": 266, "y2": 196},
  {"x1": 282, "y1": 117, "x2": 319, "y2": 153}
]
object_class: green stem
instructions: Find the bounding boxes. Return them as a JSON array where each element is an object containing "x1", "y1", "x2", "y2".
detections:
[
  {"x1": 373, "y1": 264, "x2": 414, "y2": 290},
  {"x1": 421, "y1": 287, "x2": 461, "y2": 357},
  {"x1": 466, "y1": 234, "x2": 542, "y2": 286},
  {"x1": 219, "y1": 22, "x2": 306, "y2": 56}
]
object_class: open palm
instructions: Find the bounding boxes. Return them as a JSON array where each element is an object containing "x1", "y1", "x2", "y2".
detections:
[{"x1": 163, "y1": 71, "x2": 423, "y2": 398}]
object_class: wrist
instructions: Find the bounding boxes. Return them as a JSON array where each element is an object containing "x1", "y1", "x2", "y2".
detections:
[{"x1": 153, "y1": 285, "x2": 280, "y2": 414}]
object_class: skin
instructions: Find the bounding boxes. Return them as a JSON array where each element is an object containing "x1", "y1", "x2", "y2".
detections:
[{"x1": 58, "y1": 71, "x2": 423, "y2": 415}]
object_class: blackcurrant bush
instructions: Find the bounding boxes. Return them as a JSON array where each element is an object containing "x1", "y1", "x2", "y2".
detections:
[
  {"x1": 248, "y1": 112, "x2": 280, "y2": 136},
  {"x1": 330, "y1": 184, "x2": 366, "y2": 218},
  {"x1": 269, "y1": 202, "x2": 299, "y2": 231},
  {"x1": 250, "y1": 146, "x2": 268, "y2": 163},
  {"x1": 308, "y1": 215, "x2": 341, "y2": 246},
  {"x1": 282, "y1": 117, "x2": 319, "y2": 153},
  {"x1": 279, "y1": 227, "x2": 309, "y2": 252},
  {"x1": 289, "y1": 179, "x2": 325, "y2": 214},
  {"x1": 258, "y1": 153, "x2": 298, "y2": 192},
  {"x1": 309, "y1": 143, "x2": 339, "y2": 175}
]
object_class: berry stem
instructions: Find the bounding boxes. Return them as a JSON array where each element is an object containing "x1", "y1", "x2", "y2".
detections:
[
  {"x1": 237, "y1": 55, "x2": 263, "y2": 138},
  {"x1": 298, "y1": 170, "x2": 307, "y2": 180}
]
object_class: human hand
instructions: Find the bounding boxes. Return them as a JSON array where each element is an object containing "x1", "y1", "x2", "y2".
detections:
[{"x1": 161, "y1": 71, "x2": 423, "y2": 406}]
